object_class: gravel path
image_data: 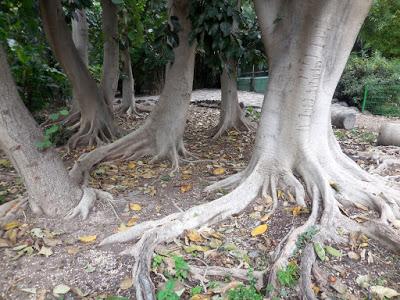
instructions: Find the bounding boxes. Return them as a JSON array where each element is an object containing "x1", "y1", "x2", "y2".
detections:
[{"x1": 136, "y1": 88, "x2": 400, "y2": 133}]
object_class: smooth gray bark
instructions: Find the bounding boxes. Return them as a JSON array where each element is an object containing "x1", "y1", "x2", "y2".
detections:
[
  {"x1": 0, "y1": 46, "x2": 81, "y2": 216},
  {"x1": 100, "y1": 0, "x2": 119, "y2": 108}
]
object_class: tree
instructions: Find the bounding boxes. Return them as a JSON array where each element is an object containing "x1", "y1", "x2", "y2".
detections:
[
  {"x1": 100, "y1": 0, "x2": 120, "y2": 108},
  {"x1": 98, "y1": 1, "x2": 400, "y2": 299},
  {"x1": 70, "y1": 0, "x2": 197, "y2": 185},
  {"x1": 0, "y1": 45, "x2": 114, "y2": 220},
  {"x1": 39, "y1": 0, "x2": 118, "y2": 148}
]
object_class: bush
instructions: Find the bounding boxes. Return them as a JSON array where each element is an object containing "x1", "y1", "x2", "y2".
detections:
[{"x1": 335, "y1": 52, "x2": 400, "y2": 107}]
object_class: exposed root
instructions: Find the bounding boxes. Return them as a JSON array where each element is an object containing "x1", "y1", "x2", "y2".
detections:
[
  {"x1": 98, "y1": 150, "x2": 400, "y2": 299},
  {"x1": 65, "y1": 187, "x2": 114, "y2": 220},
  {"x1": 0, "y1": 198, "x2": 27, "y2": 226},
  {"x1": 189, "y1": 265, "x2": 265, "y2": 290},
  {"x1": 66, "y1": 116, "x2": 118, "y2": 150},
  {"x1": 211, "y1": 115, "x2": 253, "y2": 140},
  {"x1": 70, "y1": 124, "x2": 187, "y2": 185}
]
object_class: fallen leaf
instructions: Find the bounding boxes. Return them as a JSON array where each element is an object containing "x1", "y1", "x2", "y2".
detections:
[
  {"x1": 186, "y1": 230, "x2": 204, "y2": 243},
  {"x1": 356, "y1": 274, "x2": 371, "y2": 289},
  {"x1": 128, "y1": 161, "x2": 137, "y2": 169},
  {"x1": 190, "y1": 295, "x2": 210, "y2": 300},
  {"x1": 38, "y1": 246, "x2": 53, "y2": 257},
  {"x1": 30, "y1": 228, "x2": 44, "y2": 238},
  {"x1": 84, "y1": 264, "x2": 95, "y2": 273},
  {"x1": 118, "y1": 223, "x2": 128, "y2": 232},
  {"x1": 7, "y1": 229, "x2": 17, "y2": 244},
  {"x1": 20, "y1": 287, "x2": 37, "y2": 294},
  {"x1": 325, "y1": 245, "x2": 342, "y2": 257},
  {"x1": 347, "y1": 251, "x2": 360, "y2": 261},
  {"x1": 53, "y1": 284, "x2": 70, "y2": 295},
  {"x1": 291, "y1": 206, "x2": 302, "y2": 216},
  {"x1": 260, "y1": 214, "x2": 270, "y2": 222},
  {"x1": 120, "y1": 277, "x2": 133, "y2": 290},
  {"x1": 66, "y1": 246, "x2": 80, "y2": 255},
  {"x1": 180, "y1": 183, "x2": 192, "y2": 193},
  {"x1": 251, "y1": 224, "x2": 268, "y2": 236},
  {"x1": 184, "y1": 245, "x2": 209, "y2": 253},
  {"x1": 314, "y1": 242, "x2": 326, "y2": 261},
  {"x1": 129, "y1": 203, "x2": 142, "y2": 211},
  {"x1": 127, "y1": 216, "x2": 139, "y2": 227},
  {"x1": 78, "y1": 235, "x2": 97, "y2": 243},
  {"x1": 370, "y1": 286, "x2": 400, "y2": 299},
  {"x1": 354, "y1": 203, "x2": 369, "y2": 211},
  {"x1": 3, "y1": 220, "x2": 21, "y2": 231},
  {"x1": 0, "y1": 238, "x2": 11, "y2": 248},
  {"x1": 212, "y1": 167, "x2": 225, "y2": 175}
]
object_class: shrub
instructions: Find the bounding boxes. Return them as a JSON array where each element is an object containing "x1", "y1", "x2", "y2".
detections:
[{"x1": 335, "y1": 52, "x2": 400, "y2": 107}]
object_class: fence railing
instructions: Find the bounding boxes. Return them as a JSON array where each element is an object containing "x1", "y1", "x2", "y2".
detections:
[{"x1": 361, "y1": 83, "x2": 400, "y2": 117}]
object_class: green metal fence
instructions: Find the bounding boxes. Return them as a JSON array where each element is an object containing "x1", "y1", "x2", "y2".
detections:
[
  {"x1": 237, "y1": 71, "x2": 269, "y2": 93},
  {"x1": 361, "y1": 83, "x2": 400, "y2": 117}
]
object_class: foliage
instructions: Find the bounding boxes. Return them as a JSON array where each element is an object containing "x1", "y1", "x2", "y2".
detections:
[
  {"x1": 276, "y1": 262, "x2": 299, "y2": 288},
  {"x1": 360, "y1": 0, "x2": 400, "y2": 58},
  {"x1": 189, "y1": 0, "x2": 266, "y2": 73},
  {"x1": 295, "y1": 226, "x2": 318, "y2": 252},
  {"x1": 0, "y1": 1, "x2": 71, "y2": 111},
  {"x1": 172, "y1": 255, "x2": 189, "y2": 280},
  {"x1": 35, "y1": 109, "x2": 70, "y2": 150},
  {"x1": 228, "y1": 269, "x2": 262, "y2": 300},
  {"x1": 336, "y1": 52, "x2": 400, "y2": 106},
  {"x1": 156, "y1": 280, "x2": 179, "y2": 300},
  {"x1": 190, "y1": 285, "x2": 203, "y2": 296}
]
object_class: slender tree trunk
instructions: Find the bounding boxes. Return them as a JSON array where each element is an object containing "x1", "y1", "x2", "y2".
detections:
[
  {"x1": 39, "y1": 0, "x2": 118, "y2": 148},
  {"x1": 68, "y1": 8, "x2": 89, "y2": 123},
  {"x1": 213, "y1": 60, "x2": 250, "y2": 138},
  {"x1": 118, "y1": 45, "x2": 136, "y2": 114},
  {"x1": 70, "y1": 0, "x2": 196, "y2": 183},
  {"x1": 98, "y1": 1, "x2": 399, "y2": 299},
  {"x1": 0, "y1": 47, "x2": 81, "y2": 216},
  {"x1": 100, "y1": 0, "x2": 119, "y2": 108}
]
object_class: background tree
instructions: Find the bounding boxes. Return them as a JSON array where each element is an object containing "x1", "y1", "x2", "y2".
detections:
[{"x1": 39, "y1": 0, "x2": 118, "y2": 148}]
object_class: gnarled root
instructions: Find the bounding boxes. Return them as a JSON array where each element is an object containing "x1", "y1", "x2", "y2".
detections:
[
  {"x1": 211, "y1": 114, "x2": 253, "y2": 140},
  {"x1": 66, "y1": 114, "x2": 118, "y2": 150},
  {"x1": 99, "y1": 150, "x2": 400, "y2": 299},
  {"x1": 65, "y1": 187, "x2": 114, "y2": 220},
  {"x1": 70, "y1": 123, "x2": 188, "y2": 185}
]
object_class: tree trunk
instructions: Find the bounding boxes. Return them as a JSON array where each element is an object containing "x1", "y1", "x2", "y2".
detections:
[
  {"x1": 100, "y1": 0, "x2": 119, "y2": 108},
  {"x1": 98, "y1": 1, "x2": 400, "y2": 299},
  {"x1": 39, "y1": 0, "x2": 118, "y2": 148},
  {"x1": 118, "y1": 45, "x2": 136, "y2": 114},
  {"x1": 378, "y1": 123, "x2": 400, "y2": 146},
  {"x1": 68, "y1": 8, "x2": 89, "y2": 123},
  {"x1": 213, "y1": 60, "x2": 250, "y2": 138},
  {"x1": 70, "y1": 0, "x2": 196, "y2": 184},
  {"x1": 0, "y1": 46, "x2": 81, "y2": 216}
]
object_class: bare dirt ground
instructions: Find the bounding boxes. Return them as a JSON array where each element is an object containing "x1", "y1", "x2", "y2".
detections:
[{"x1": 0, "y1": 98, "x2": 399, "y2": 300}]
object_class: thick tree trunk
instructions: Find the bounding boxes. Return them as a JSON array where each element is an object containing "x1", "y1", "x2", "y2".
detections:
[
  {"x1": 378, "y1": 123, "x2": 400, "y2": 146},
  {"x1": 39, "y1": 0, "x2": 118, "y2": 148},
  {"x1": 0, "y1": 47, "x2": 81, "y2": 216},
  {"x1": 213, "y1": 60, "x2": 250, "y2": 138},
  {"x1": 100, "y1": 0, "x2": 119, "y2": 108},
  {"x1": 118, "y1": 45, "x2": 136, "y2": 114},
  {"x1": 98, "y1": 1, "x2": 399, "y2": 299},
  {"x1": 70, "y1": 0, "x2": 196, "y2": 184}
]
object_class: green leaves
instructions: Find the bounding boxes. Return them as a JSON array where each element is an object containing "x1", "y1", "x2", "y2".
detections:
[{"x1": 111, "y1": 0, "x2": 124, "y2": 4}]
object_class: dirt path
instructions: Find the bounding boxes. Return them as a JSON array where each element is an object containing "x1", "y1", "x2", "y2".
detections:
[{"x1": 137, "y1": 89, "x2": 400, "y2": 133}]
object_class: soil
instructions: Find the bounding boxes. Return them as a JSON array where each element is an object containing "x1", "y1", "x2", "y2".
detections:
[{"x1": 0, "y1": 98, "x2": 399, "y2": 300}]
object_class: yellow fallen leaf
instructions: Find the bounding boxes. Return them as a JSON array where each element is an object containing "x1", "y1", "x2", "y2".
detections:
[
  {"x1": 277, "y1": 190, "x2": 284, "y2": 199},
  {"x1": 78, "y1": 235, "x2": 97, "y2": 243},
  {"x1": 186, "y1": 230, "x2": 203, "y2": 243},
  {"x1": 3, "y1": 220, "x2": 21, "y2": 231},
  {"x1": 291, "y1": 206, "x2": 302, "y2": 216},
  {"x1": 190, "y1": 295, "x2": 210, "y2": 300},
  {"x1": 127, "y1": 216, "x2": 139, "y2": 227},
  {"x1": 120, "y1": 277, "x2": 133, "y2": 290},
  {"x1": 129, "y1": 203, "x2": 142, "y2": 211},
  {"x1": 251, "y1": 224, "x2": 268, "y2": 236},
  {"x1": 128, "y1": 161, "x2": 137, "y2": 169},
  {"x1": 212, "y1": 167, "x2": 225, "y2": 175},
  {"x1": 180, "y1": 183, "x2": 192, "y2": 193}
]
